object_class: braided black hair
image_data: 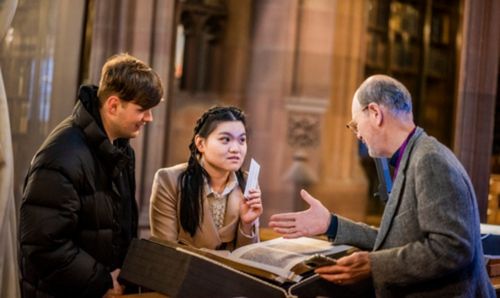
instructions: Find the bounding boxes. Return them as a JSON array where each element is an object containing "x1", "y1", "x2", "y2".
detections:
[{"x1": 179, "y1": 106, "x2": 247, "y2": 236}]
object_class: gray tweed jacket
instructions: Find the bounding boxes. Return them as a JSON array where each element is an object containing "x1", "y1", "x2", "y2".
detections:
[{"x1": 334, "y1": 127, "x2": 495, "y2": 297}]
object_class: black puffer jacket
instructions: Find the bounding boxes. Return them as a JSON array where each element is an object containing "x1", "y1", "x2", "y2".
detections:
[{"x1": 20, "y1": 85, "x2": 138, "y2": 298}]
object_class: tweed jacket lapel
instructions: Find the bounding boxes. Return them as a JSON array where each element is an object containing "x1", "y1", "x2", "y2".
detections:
[{"x1": 373, "y1": 127, "x2": 423, "y2": 250}]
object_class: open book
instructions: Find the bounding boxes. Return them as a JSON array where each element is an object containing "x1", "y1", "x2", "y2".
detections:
[{"x1": 165, "y1": 237, "x2": 355, "y2": 284}]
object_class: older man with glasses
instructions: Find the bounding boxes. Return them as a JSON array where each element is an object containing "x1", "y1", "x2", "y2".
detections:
[{"x1": 270, "y1": 74, "x2": 495, "y2": 297}]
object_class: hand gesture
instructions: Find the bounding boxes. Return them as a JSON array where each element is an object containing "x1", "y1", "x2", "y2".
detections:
[
  {"x1": 240, "y1": 188, "x2": 263, "y2": 233},
  {"x1": 269, "y1": 189, "x2": 330, "y2": 238}
]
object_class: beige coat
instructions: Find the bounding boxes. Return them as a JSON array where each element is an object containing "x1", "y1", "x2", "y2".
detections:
[{"x1": 150, "y1": 163, "x2": 258, "y2": 250}]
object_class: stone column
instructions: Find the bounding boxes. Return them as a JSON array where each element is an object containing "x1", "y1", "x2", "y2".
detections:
[
  {"x1": 133, "y1": 0, "x2": 176, "y2": 238},
  {"x1": 244, "y1": 0, "x2": 301, "y2": 222},
  {"x1": 309, "y1": 0, "x2": 368, "y2": 221},
  {"x1": 454, "y1": 0, "x2": 500, "y2": 222},
  {"x1": 245, "y1": 0, "x2": 368, "y2": 224}
]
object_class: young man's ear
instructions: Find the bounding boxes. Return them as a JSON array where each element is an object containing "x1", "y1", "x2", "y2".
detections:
[{"x1": 104, "y1": 95, "x2": 120, "y2": 115}]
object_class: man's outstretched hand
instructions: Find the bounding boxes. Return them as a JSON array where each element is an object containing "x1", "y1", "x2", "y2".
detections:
[{"x1": 269, "y1": 189, "x2": 331, "y2": 238}]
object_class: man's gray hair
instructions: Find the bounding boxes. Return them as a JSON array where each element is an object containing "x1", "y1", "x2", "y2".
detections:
[{"x1": 356, "y1": 75, "x2": 412, "y2": 115}]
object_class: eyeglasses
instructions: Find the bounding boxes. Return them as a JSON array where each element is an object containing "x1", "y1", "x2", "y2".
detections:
[{"x1": 346, "y1": 106, "x2": 368, "y2": 135}]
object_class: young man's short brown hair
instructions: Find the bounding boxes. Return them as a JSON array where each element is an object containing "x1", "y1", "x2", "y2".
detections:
[{"x1": 97, "y1": 53, "x2": 163, "y2": 109}]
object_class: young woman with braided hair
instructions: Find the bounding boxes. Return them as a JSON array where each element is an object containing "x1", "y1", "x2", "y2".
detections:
[{"x1": 150, "y1": 106, "x2": 262, "y2": 250}]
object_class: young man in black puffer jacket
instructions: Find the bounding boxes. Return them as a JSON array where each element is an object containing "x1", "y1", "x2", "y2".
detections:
[{"x1": 19, "y1": 53, "x2": 164, "y2": 298}]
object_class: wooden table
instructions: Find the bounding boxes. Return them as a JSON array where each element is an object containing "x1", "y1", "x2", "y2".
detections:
[
  {"x1": 491, "y1": 276, "x2": 500, "y2": 295},
  {"x1": 259, "y1": 227, "x2": 281, "y2": 241}
]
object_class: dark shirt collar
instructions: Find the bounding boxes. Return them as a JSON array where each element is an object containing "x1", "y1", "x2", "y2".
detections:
[{"x1": 389, "y1": 127, "x2": 416, "y2": 179}]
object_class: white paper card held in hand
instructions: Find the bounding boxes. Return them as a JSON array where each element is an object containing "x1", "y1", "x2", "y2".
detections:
[{"x1": 244, "y1": 158, "x2": 260, "y2": 198}]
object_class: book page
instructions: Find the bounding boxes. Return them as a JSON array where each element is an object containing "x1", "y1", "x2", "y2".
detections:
[
  {"x1": 235, "y1": 256, "x2": 301, "y2": 283},
  {"x1": 233, "y1": 237, "x2": 351, "y2": 256},
  {"x1": 206, "y1": 248, "x2": 301, "y2": 283},
  {"x1": 198, "y1": 237, "x2": 353, "y2": 284},
  {"x1": 230, "y1": 237, "x2": 351, "y2": 274},
  {"x1": 234, "y1": 246, "x2": 307, "y2": 272}
]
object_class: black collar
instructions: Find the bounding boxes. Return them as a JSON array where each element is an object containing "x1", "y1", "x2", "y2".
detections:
[{"x1": 73, "y1": 85, "x2": 131, "y2": 177}]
